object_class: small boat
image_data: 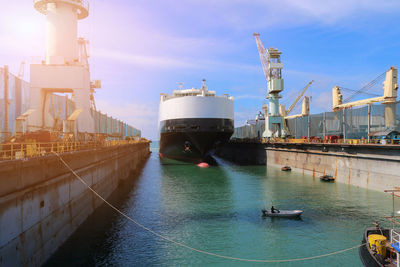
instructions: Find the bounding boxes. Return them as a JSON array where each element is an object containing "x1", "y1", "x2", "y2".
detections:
[
  {"x1": 281, "y1": 166, "x2": 291, "y2": 171},
  {"x1": 359, "y1": 222, "x2": 397, "y2": 267},
  {"x1": 261, "y1": 209, "x2": 303, "y2": 218},
  {"x1": 320, "y1": 175, "x2": 334, "y2": 182}
]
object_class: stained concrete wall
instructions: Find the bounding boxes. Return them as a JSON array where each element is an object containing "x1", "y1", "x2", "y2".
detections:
[
  {"x1": 266, "y1": 143, "x2": 400, "y2": 192},
  {"x1": 0, "y1": 142, "x2": 150, "y2": 267}
]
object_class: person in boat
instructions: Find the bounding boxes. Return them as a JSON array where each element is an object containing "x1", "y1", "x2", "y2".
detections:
[{"x1": 271, "y1": 206, "x2": 280, "y2": 213}]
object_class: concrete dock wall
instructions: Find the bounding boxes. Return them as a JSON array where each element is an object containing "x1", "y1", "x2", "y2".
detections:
[
  {"x1": 0, "y1": 142, "x2": 150, "y2": 267},
  {"x1": 266, "y1": 143, "x2": 400, "y2": 192}
]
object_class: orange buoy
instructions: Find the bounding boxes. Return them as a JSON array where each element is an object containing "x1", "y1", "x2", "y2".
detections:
[{"x1": 197, "y1": 162, "x2": 209, "y2": 168}]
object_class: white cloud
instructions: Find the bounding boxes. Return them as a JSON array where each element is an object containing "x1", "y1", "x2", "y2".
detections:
[
  {"x1": 93, "y1": 48, "x2": 197, "y2": 69},
  {"x1": 281, "y1": 0, "x2": 400, "y2": 22},
  {"x1": 235, "y1": 94, "x2": 263, "y2": 100},
  {"x1": 184, "y1": 0, "x2": 400, "y2": 30},
  {"x1": 93, "y1": 47, "x2": 259, "y2": 72},
  {"x1": 311, "y1": 91, "x2": 332, "y2": 112}
]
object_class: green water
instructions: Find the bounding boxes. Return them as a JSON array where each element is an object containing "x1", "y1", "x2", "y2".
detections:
[{"x1": 45, "y1": 146, "x2": 397, "y2": 266}]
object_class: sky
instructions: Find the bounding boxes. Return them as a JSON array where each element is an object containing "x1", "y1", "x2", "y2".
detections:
[{"x1": 1, "y1": 0, "x2": 400, "y2": 139}]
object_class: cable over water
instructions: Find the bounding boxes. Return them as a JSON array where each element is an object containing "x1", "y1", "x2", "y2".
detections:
[{"x1": 53, "y1": 151, "x2": 366, "y2": 263}]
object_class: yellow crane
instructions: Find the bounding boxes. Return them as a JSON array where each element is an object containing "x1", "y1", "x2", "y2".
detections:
[
  {"x1": 277, "y1": 81, "x2": 313, "y2": 137},
  {"x1": 283, "y1": 80, "x2": 313, "y2": 118},
  {"x1": 284, "y1": 96, "x2": 310, "y2": 120}
]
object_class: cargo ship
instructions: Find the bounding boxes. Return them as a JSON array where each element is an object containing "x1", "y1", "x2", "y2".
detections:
[{"x1": 158, "y1": 80, "x2": 234, "y2": 164}]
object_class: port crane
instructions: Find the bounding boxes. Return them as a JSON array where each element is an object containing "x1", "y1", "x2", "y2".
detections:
[
  {"x1": 332, "y1": 67, "x2": 398, "y2": 128},
  {"x1": 282, "y1": 80, "x2": 313, "y2": 119},
  {"x1": 254, "y1": 33, "x2": 285, "y2": 138},
  {"x1": 277, "y1": 80, "x2": 313, "y2": 136},
  {"x1": 283, "y1": 96, "x2": 310, "y2": 120}
]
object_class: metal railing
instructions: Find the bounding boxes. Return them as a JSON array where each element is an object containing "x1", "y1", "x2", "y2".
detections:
[
  {"x1": 391, "y1": 229, "x2": 400, "y2": 250},
  {"x1": 263, "y1": 137, "x2": 400, "y2": 146},
  {"x1": 0, "y1": 139, "x2": 147, "y2": 161},
  {"x1": 33, "y1": 0, "x2": 89, "y2": 19}
]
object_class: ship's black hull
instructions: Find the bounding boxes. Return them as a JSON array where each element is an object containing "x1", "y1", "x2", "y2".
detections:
[{"x1": 159, "y1": 118, "x2": 234, "y2": 164}]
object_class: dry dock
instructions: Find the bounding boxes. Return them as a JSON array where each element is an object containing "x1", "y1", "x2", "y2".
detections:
[
  {"x1": 0, "y1": 141, "x2": 150, "y2": 267},
  {"x1": 266, "y1": 142, "x2": 400, "y2": 191},
  {"x1": 217, "y1": 139, "x2": 400, "y2": 192}
]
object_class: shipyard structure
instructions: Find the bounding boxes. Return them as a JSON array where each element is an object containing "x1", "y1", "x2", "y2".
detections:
[
  {"x1": 1, "y1": 1, "x2": 140, "y2": 142},
  {"x1": 217, "y1": 33, "x2": 400, "y2": 192},
  {"x1": 0, "y1": 1, "x2": 150, "y2": 266}
]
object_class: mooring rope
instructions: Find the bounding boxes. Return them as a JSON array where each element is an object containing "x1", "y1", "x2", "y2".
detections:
[{"x1": 53, "y1": 151, "x2": 366, "y2": 263}]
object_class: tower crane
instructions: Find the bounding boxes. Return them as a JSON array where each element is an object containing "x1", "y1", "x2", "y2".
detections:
[{"x1": 254, "y1": 33, "x2": 285, "y2": 138}]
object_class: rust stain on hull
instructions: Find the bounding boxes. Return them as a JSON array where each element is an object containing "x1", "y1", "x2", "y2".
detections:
[
  {"x1": 348, "y1": 168, "x2": 351, "y2": 185},
  {"x1": 334, "y1": 158, "x2": 338, "y2": 183}
]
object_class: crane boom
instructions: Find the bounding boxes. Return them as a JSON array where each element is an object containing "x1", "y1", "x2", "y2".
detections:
[
  {"x1": 333, "y1": 67, "x2": 398, "y2": 111},
  {"x1": 286, "y1": 80, "x2": 313, "y2": 115},
  {"x1": 253, "y1": 33, "x2": 270, "y2": 82},
  {"x1": 343, "y1": 70, "x2": 387, "y2": 103}
]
